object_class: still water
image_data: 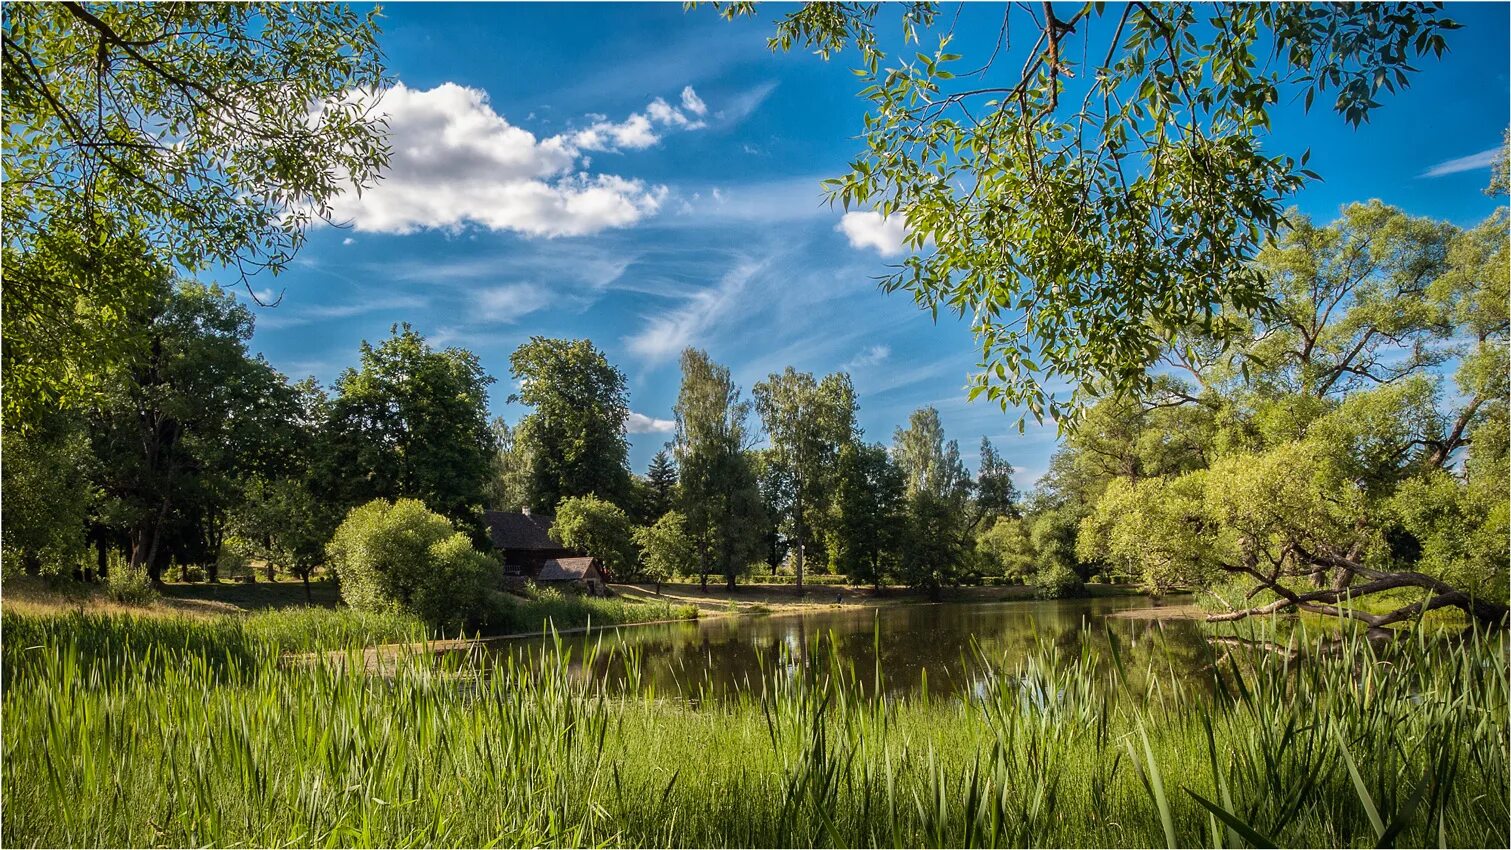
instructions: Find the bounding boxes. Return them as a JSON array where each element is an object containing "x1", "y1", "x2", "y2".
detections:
[{"x1": 475, "y1": 595, "x2": 1214, "y2": 700}]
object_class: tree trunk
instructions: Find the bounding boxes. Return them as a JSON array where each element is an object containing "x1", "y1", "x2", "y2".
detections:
[{"x1": 302, "y1": 569, "x2": 312, "y2": 604}]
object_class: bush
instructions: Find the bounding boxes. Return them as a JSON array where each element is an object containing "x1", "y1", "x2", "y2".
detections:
[
  {"x1": 105, "y1": 558, "x2": 158, "y2": 607},
  {"x1": 1032, "y1": 562, "x2": 1084, "y2": 599},
  {"x1": 326, "y1": 499, "x2": 495, "y2": 633}
]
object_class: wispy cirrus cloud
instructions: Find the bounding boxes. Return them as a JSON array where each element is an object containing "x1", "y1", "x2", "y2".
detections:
[
  {"x1": 624, "y1": 259, "x2": 764, "y2": 363},
  {"x1": 1421, "y1": 146, "x2": 1503, "y2": 178}
]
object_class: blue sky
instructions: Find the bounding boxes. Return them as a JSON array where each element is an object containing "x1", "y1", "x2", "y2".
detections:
[{"x1": 227, "y1": 2, "x2": 1510, "y2": 486}]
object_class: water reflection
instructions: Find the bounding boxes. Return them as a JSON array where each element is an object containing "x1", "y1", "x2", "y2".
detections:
[{"x1": 465, "y1": 596, "x2": 1216, "y2": 701}]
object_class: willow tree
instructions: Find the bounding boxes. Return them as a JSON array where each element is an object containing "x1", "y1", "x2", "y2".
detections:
[{"x1": 712, "y1": 2, "x2": 1460, "y2": 424}]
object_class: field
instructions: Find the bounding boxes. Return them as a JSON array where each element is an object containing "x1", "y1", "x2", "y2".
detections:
[{"x1": 2, "y1": 606, "x2": 1506, "y2": 848}]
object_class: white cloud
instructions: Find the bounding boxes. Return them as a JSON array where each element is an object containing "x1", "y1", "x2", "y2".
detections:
[
  {"x1": 476, "y1": 283, "x2": 555, "y2": 321},
  {"x1": 837, "y1": 211, "x2": 909, "y2": 256},
  {"x1": 341, "y1": 237, "x2": 355, "y2": 245},
  {"x1": 627, "y1": 411, "x2": 676, "y2": 433},
  {"x1": 680, "y1": 86, "x2": 707, "y2": 116},
  {"x1": 624, "y1": 260, "x2": 762, "y2": 362},
  {"x1": 843, "y1": 343, "x2": 891, "y2": 371},
  {"x1": 1421, "y1": 146, "x2": 1503, "y2": 178},
  {"x1": 327, "y1": 82, "x2": 709, "y2": 237}
]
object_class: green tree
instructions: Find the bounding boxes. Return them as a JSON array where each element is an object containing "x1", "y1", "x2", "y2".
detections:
[
  {"x1": 714, "y1": 2, "x2": 1459, "y2": 422},
  {"x1": 973, "y1": 437, "x2": 1020, "y2": 524},
  {"x1": 644, "y1": 449, "x2": 679, "y2": 521},
  {"x1": 975, "y1": 517, "x2": 1035, "y2": 585},
  {"x1": 509, "y1": 338, "x2": 632, "y2": 512},
  {"x1": 674, "y1": 349, "x2": 767, "y2": 591},
  {"x1": 827, "y1": 441, "x2": 906, "y2": 589},
  {"x1": 633, "y1": 511, "x2": 696, "y2": 595},
  {"x1": 2, "y1": 3, "x2": 389, "y2": 425},
  {"x1": 485, "y1": 418, "x2": 531, "y2": 512},
  {"x1": 892, "y1": 407, "x2": 972, "y2": 598},
  {"x1": 1, "y1": 411, "x2": 95, "y2": 576},
  {"x1": 753, "y1": 367, "x2": 857, "y2": 592},
  {"x1": 551, "y1": 494, "x2": 636, "y2": 581},
  {"x1": 87, "y1": 278, "x2": 298, "y2": 582},
  {"x1": 321, "y1": 325, "x2": 497, "y2": 537},
  {"x1": 326, "y1": 499, "x2": 494, "y2": 633}
]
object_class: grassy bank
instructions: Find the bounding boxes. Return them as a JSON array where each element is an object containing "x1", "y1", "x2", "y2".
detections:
[
  {"x1": 2, "y1": 610, "x2": 1505, "y2": 847},
  {"x1": 1, "y1": 577, "x2": 697, "y2": 649}
]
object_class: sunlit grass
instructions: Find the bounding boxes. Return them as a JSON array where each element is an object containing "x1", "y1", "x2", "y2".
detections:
[{"x1": 2, "y1": 610, "x2": 1505, "y2": 847}]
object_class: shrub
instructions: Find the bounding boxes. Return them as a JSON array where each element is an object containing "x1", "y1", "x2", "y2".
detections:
[
  {"x1": 326, "y1": 499, "x2": 495, "y2": 633},
  {"x1": 1032, "y1": 562, "x2": 1084, "y2": 599},
  {"x1": 105, "y1": 558, "x2": 157, "y2": 607}
]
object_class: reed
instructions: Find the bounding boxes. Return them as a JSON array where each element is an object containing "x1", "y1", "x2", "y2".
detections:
[{"x1": 2, "y1": 610, "x2": 1505, "y2": 848}]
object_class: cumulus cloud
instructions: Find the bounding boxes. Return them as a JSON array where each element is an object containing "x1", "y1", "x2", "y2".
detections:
[
  {"x1": 837, "y1": 211, "x2": 909, "y2": 256},
  {"x1": 328, "y1": 82, "x2": 709, "y2": 237},
  {"x1": 681, "y1": 86, "x2": 707, "y2": 116},
  {"x1": 843, "y1": 343, "x2": 891, "y2": 371},
  {"x1": 1421, "y1": 146, "x2": 1503, "y2": 178},
  {"x1": 627, "y1": 411, "x2": 676, "y2": 433}
]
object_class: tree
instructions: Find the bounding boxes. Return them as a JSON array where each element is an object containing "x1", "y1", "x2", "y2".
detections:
[
  {"x1": 1074, "y1": 202, "x2": 1509, "y2": 626},
  {"x1": 235, "y1": 476, "x2": 335, "y2": 601},
  {"x1": 633, "y1": 511, "x2": 696, "y2": 595},
  {"x1": 975, "y1": 517, "x2": 1035, "y2": 585},
  {"x1": 1, "y1": 411, "x2": 95, "y2": 576},
  {"x1": 754, "y1": 367, "x2": 857, "y2": 592},
  {"x1": 713, "y1": 2, "x2": 1459, "y2": 423},
  {"x1": 2, "y1": 3, "x2": 389, "y2": 425},
  {"x1": 892, "y1": 407, "x2": 972, "y2": 598},
  {"x1": 485, "y1": 418, "x2": 531, "y2": 512},
  {"x1": 326, "y1": 499, "x2": 494, "y2": 633},
  {"x1": 87, "y1": 278, "x2": 298, "y2": 582},
  {"x1": 509, "y1": 338, "x2": 632, "y2": 512},
  {"x1": 320, "y1": 325, "x2": 497, "y2": 538},
  {"x1": 827, "y1": 441, "x2": 906, "y2": 589},
  {"x1": 644, "y1": 450, "x2": 680, "y2": 521},
  {"x1": 674, "y1": 349, "x2": 767, "y2": 591},
  {"x1": 973, "y1": 437, "x2": 1020, "y2": 524},
  {"x1": 551, "y1": 495, "x2": 636, "y2": 581}
]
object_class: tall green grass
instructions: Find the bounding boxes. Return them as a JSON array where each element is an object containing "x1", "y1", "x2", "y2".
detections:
[
  {"x1": 2, "y1": 612, "x2": 1505, "y2": 847},
  {"x1": 487, "y1": 586, "x2": 699, "y2": 635}
]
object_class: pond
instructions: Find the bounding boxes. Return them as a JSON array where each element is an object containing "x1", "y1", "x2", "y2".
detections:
[{"x1": 471, "y1": 595, "x2": 1217, "y2": 701}]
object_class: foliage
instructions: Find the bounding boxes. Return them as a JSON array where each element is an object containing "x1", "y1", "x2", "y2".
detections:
[
  {"x1": 1, "y1": 412, "x2": 95, "y2": 575},
  {"x1": 827, "y1": 441, "x2": 906, "y2": 587},
  {"x1": 550, "y1": 494, "x2": 636, "y2": 579},
  {"x1": 674, "y1": 349, "x2": 767, "y2": 589},
  {"x1": 103, "y1": 557, "x2": 157, "y2": 607},
  {"x1": 484, "y1": 418, "x2": 532, "y2": 512},
  {"x1": 2, "y1": 3, "x2": 388, "y2": 424},
  {"x1": 975, "y1": 516, "x2": 1035, "y2": 584},
  {"x1": 891, "y1": 407, "x2": 974, "y2": 597},
  {"x1": 320, "y1": 325, "x2": 497, "y2": 538},
  {"x1": 86, "y1": 278, "x2": 301, "y2": 580},
  {"x1": 509, "y1": 337, "x2": 632, "y2": 512},
  {"x1": 325, "y1": 499, "x2": 494, "y2": 632},
  {"x1": 642, "y1": 449, "x2": 680, "y2": 522},
  {"x1": 632, "y1": 511, "x2": 696, "y2": 587},
  {"x1": 754, "y1": 367, "x2": 857, "y2": 588},
  {"x1": 715, "y1": 2, "x2": 1460, "y2": 424}
]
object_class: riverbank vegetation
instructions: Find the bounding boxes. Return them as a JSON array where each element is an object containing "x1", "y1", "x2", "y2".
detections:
[{"x1": 3, "y1": 610, "x2": 1505, "y2": 847}]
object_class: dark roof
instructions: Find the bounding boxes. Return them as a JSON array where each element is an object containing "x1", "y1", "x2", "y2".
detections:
[
  {"x1": 537, "y1": 557, "x2": 601, "y2": 582},
  {"x1": 484, "y1": 511, "x2": 566, "y2": 551}
]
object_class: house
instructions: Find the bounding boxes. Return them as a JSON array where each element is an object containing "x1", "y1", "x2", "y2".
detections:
[
  {"x1": 536, "y1": 557, "x2": 608, "y2": 596},
  {"x1": 484, "y1": 508, "x2": 576, "y2": 577}
]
